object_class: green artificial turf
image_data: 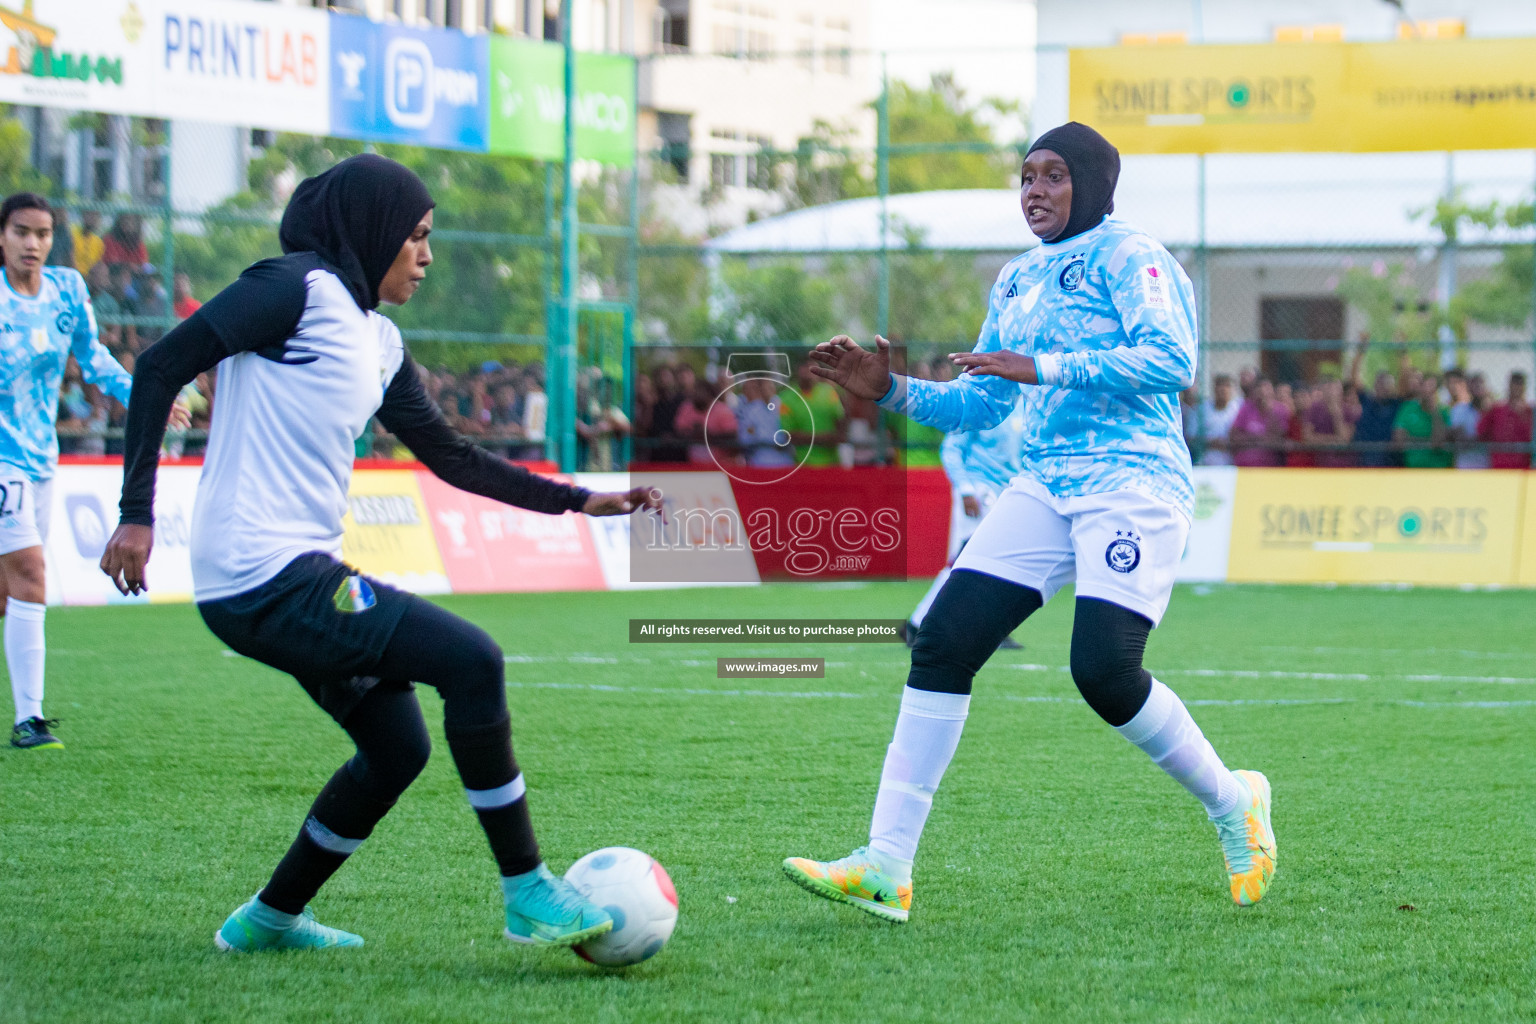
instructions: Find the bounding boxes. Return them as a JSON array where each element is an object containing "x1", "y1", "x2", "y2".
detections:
[{"x1": 2, "y1": 583, "x2": 1534, "y2": 1023}]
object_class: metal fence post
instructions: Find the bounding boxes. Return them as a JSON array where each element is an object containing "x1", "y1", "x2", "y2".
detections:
[
  {"x1": 877, "y1": 52, "x2": 890, "y2": 340},
  {"x1": 557, "y1": 0, "x2": 579, "y2": 472}
]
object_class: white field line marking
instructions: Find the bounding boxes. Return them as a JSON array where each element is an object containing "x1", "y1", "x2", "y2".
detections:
[
  {"x1": 1258, "y1": 644, "x2": 1532, "y2": 661},
  {"x1": 504, "y1": 681, "x2": 864, "y2": 699},
  {"x1": 501, "y1": 681, "x2": 1536, "y2": 710},
  {"x1": 500, "y1": 653, "x2": 1536, "y2": 686}
]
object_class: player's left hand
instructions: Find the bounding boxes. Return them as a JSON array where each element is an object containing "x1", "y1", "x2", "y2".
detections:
[
  {"x1": 583, "y1": 487, "x2": 663, "y2": 517},
  {"x1": 962, "y1": 495, "x2": 982, "y2": 518},
  {"x1": 100, "y1": 523, "x2": 154, "y2": 596},
  {"x1": 168, "y1": 402, "x2": 192, "y2": 430},
  {"x1": 950, "y1": 350, "x2": 1038, "y2": 384}
]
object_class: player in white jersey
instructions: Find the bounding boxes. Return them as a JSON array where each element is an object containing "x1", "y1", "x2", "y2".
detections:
[
  {"x1": 0, "y1": 193, "x2": 187, "y2": 750},
  {"x1": 783, "y1": 123, "x2": 1276, "y2": 921},
  {"x1": 99, "y1": 156, "x2": 658, "y2": 954},
  {"x1": 900, "y1": 404, "x2": 1024, "y2": 648}
]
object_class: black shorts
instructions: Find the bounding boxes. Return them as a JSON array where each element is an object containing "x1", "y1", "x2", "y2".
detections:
[{"x1": 198, "y1": 553, "x2": 416, "y2": 725}]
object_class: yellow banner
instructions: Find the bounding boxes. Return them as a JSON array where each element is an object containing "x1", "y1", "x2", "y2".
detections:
[
  {"x1": 1227, "y1": 469, "x2": 1526, "y2": 585},
  {"x1": 1070, "y1": 38, "x2": 1536, "y2": 153},
  {"x1": 1517, "y1": 475, "x2": 1536, "y2": 585},
  {"x1": 340, "y1": 470, "x2": 450, "y2": 593}
]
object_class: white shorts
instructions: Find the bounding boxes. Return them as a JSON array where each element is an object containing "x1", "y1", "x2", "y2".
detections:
[
  {"x1": 947, "y1": 488, "x2": 997, "y2": 560},
  {"x1": 953, "y1": 476, "x2": 1189, "y2": 626},
  {"x1": 0, "y1": 466, "x2": 52, "y2": 557}
]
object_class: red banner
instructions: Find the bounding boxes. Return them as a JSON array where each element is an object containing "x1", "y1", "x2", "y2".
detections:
[{"x1": 415, "y1": 471, "x2": 607, "y2": 593}]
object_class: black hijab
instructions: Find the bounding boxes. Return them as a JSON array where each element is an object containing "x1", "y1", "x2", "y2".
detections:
[
  {"x1": 1025, "y1": 122, "x2": 1120, "y2": 244},
  {"x1": 279, "y1": 154, "x2": 435, "y2": 311}
]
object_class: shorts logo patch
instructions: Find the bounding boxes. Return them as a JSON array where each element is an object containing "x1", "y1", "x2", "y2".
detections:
[
  {"x1": 1058, "y1": 259, "x2": 1085, "y2": 291},
  {"x1": 333, "y1": 575, "x2": 377, "y2": 613},
  {"x1": 1105, "y1": 531, "x2": 1141, "y2": 574}
]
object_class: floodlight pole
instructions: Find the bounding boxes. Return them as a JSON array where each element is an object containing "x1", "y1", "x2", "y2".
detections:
[
  {"x1": 1192, "y1": 0, "x2": 1210, "y2": 386},
  {"x1": 557, "y1": 0, "x2": 579, "y2": 472}
]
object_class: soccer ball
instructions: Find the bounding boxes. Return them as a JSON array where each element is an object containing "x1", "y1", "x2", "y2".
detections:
[{"x1": 564, "y1": 847, "x2": 679, "y2": 967}]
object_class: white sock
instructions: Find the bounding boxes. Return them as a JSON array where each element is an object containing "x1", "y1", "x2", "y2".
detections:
[
  {"x1": 1115, "y1": 678, "x2": 1245, "y2": 819},
  {"x1": 909, "y1": 566, "x2": 952, "y2": 628},
  {"x1": 6, "y1": 597, "x2": 46, "y2": 724},
  {"x1": 868, "y1": 686, "x2": 971, "y2": 872}
]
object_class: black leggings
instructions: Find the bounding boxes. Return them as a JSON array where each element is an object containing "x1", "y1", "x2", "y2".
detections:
[
  {"x1": 261, "y1": 595, "x2": 535, "y2": 911},
  {"x1": 322, "y1": 595, "x2": 511, "y2": 805},
  {"x1": 909, "y1": 569, "x2": 1154, "y2": 726}
]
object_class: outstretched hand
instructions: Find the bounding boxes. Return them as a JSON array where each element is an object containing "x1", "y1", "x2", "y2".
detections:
[
  {"x1": 100, "y1": 523, "x2": 154, "y2": 596},
  {"x1": 949, "y1": 350, "x2": 1038, "y2": 384},
  {"x1": 582, "y1": 486, "x2": 663, "y2": 517},
  {"x1": 809, "y1": 335, "x2": 894, "y2": 400}
]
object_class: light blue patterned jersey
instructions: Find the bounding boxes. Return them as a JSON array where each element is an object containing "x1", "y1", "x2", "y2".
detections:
[
  {"x1": 879, "y1": 218, "x2": 1197, "y2": 515},
  {"x1": 0, "y1": 266, "x2": 132, "y2": 480},
  {"x1": 939, "y1": 401, "x2": 1024, "y2": 498}
]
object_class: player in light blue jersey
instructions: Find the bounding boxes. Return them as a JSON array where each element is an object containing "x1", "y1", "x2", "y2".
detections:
[
  {"x1": 901, "y1": 401, "x2": 1024, "y2": 648},
  {"x1": 0, "y1": 193, "x2": 182, "y2": 749},
  {"x1": 784, "y1": 124, "x2": 1276, "y2": 922}
]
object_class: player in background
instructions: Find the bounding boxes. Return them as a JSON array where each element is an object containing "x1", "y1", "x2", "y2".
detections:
[
  {"x1": 899, "y1": 404, "x2": 1025, "y2": 649},
  {"x1": 99, "y1": 155, "x2": 658, "y2": 953},
  {"x1": 783, "y1": 123, "x2": 1276, "y2": 922},
  {"x1": 0, "y1": 193, "x2": 187, "y2": 750}
]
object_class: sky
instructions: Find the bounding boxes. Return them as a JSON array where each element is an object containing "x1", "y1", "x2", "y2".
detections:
[{"x1": 870, "y1": 0, "x2": 1037, "y2": 121}]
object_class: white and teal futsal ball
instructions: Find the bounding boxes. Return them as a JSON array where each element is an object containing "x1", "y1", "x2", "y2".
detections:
[{"x1": 564, "y1": 846, "x2": 679, "y2": 967}]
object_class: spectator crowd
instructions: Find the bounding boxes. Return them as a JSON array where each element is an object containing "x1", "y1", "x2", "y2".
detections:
[
  {"x1": 1183, "y1": 344, "x2": 1533, "y2": 470},
  {"x1": 36, "y1": 211, "x2": 1536, "y2": 476},
  {"x1": 45, "y1": 207, "x2": 212, "y2": 456}
]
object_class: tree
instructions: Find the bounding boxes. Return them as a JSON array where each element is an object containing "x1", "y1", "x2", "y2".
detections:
[{"x1": 779, "y1": 72, "x2": 1025, "y2": 209}]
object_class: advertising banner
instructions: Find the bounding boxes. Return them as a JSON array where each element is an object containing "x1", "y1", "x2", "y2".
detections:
[
  {"x1": 44, "y1": 463, "x2": 198, "y2": 605},
  {"x1": 1177, "y1": 466, "x2": 1236, "y2": 582},
  {"x1": 1226, "y1": 468, "x2": 1525, "y2": 585},
  {"x1": 329, "y1": 14, "x2": 487, "y2": 151},
  {"x1": 0, "y1": 0, "x2": 154, "y2": 115},
  {"x1": 340, "y1": 469, "x2": 450, "y2": 594},
  {"x1": 0, "y1": 0, "x2": 328, "y2": 132},
  {"x1": 416, "y1": 470, "x2": 606, "y2": 593},
  {"x1": 1516, "y1": 474, "x2": 1536, "y2": 587},
  {"x1": 487, "y1": 36, "x2": 635, "y2": 166},
  {"x1": 1070, "y1": 37, "x2": 1536, "y2": 154},
  {"x1": 154, "y1": 0, "x2": 329, "y2": 133}
]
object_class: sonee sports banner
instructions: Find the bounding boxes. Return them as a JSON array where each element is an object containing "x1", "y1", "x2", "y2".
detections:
[{"x1": 1071, "y1": 36, "x2": 1536, "y2": 154}]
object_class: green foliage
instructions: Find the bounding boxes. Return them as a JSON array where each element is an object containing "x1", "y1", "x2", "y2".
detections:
[
  {"x1": 714, "y1": 258, "x2": 836, "y2": 344},
  {"x1": 782, "y1": 73, "x2": 1023, "y2": 209},
  {"x1": 0, "y1": 110, "x2": 51, "y2": 195},
  {"x1": 886, "y1": 73, "x2": 1022, "y2": 194},
  {"x1": 783, "y1": 119, "x2": 876, "y2": 210},
  {"x1": 888, "y1": 228, "x2": 989, "y2": 346},
  {"x1": 1336, "y1": 193, "x2": 1535, "y2": 371}
]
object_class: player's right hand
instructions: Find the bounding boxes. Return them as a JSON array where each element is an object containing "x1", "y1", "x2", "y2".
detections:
[
  {"x1": 100, "y1": 523, "x2": 154, "y2": 596},
  {"x1": 809, "y1": 335, "x2": 894, "y2": 400}
]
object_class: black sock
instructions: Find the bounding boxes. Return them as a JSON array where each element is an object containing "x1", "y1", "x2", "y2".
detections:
[
  {"x1": 444, "y1": 716, "x2": 541, "y2": 877},
  {"x1": 259, "y1": 759, "x2": 397, "y2": 915}
]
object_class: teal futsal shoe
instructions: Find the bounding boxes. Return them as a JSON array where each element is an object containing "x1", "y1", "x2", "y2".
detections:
[
  {"x1": 502, "y1": 864, "x2": 614, "y2": 946},
  {"x1": 215, "y1": 897, "x2": 365, "y2": 952}
]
